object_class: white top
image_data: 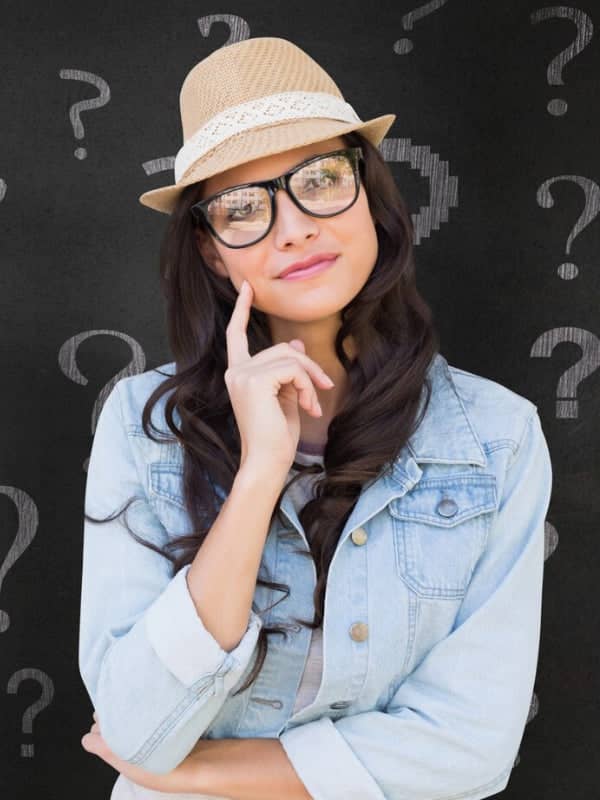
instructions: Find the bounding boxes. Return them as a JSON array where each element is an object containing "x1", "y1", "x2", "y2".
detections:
[
  {"x1": 286, "y1": 444, "x2": 325, "y2": 715},
  {"x1": 110, "y1": 441, "x2": 326, "y2": 800}
]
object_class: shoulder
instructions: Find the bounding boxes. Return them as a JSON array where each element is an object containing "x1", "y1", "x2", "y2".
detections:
[
  {"x1": 113, "y1": 361, "x2": 177, "y2": 432},
  {"x1": 445, "y1": 359, "x2": 539, "y2": 455}
]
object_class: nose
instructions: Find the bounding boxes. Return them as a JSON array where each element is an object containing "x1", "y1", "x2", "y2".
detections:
[{"x1": 271, "y1": 187, "x2": 319, "y2": 246}]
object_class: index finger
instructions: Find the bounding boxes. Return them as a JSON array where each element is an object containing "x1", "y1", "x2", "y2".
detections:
[{"x1": 226, "y1": 279, "x2": 253, "y2": 367}]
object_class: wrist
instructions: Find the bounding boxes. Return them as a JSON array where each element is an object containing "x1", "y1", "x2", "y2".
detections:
[{"x1": 236, "y1": 458, "x2": 290, "y2": 490}]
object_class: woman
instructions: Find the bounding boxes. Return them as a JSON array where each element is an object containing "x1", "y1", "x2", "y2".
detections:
[{"x1": 79, "y1": 37, "x2": 553, "y2": 800}]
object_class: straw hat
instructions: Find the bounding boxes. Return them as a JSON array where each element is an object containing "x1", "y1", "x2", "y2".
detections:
[{"x1": 138, "y1": 36, "x2": 396, "y2": 215}]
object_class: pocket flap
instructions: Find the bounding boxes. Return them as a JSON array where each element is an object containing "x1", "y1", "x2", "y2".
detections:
[
  {"x1": 389, "y1": 474, "x2": 497, "y2": 527},
  {"x1": 149, "y1": 461, "x2": 228, "y2": 511}
]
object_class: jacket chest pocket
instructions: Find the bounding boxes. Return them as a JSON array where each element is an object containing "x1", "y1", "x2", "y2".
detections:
[
  {"x1": 148, "y1": 461, "x2": 194, "y2": 536},
  {"x1": 388, "y1": 474, "x2": 497, "y2": 600},
  {"x1": 148, "y1": 461, "x2": 227, "y2": 537}
]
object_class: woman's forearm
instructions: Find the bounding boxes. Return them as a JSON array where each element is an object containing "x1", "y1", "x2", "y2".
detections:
[
  {"x1": 186, "y1": 463, "x2": 287, "y2": 652},
  {"x1": 193, "y1": 737, "x2": 312, "y2": 800}
]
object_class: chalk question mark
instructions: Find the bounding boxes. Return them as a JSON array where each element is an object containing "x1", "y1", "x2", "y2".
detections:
[
  {"x1": 0, "y1": 488, "x2": 38, "y2": 633},
  {"x1": 530, "y1": 7, "x2": 594, "y2": 116},
  {"x1": 380, "y1": 137, "x2": 459, "y2": 245},
  {"x1": 58, "y1": 69, "x2": 111, "y2": 159},
  {"x1": 197, "y1": 12, "x2": 250, "y2": 44},
  {"x1": 58, "y1": 331, "x2": 146, "y2": 470},
  {"x1": 394, "y1": 0, "x2": 449, "y2": 54},
  {"x1": 536, "y1": 175, "x2": 600, "y2": 279},
  {"x1": 531, "y1": 327, "x2": 600, "y2": 418},
  {"x1": 7, "y1": 669, "x2": 55, "y2": 757}
]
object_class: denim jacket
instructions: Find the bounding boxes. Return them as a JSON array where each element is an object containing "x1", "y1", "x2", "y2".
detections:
[{"x1": 78, "y1": 352, "x2": 553, "y2": 800}]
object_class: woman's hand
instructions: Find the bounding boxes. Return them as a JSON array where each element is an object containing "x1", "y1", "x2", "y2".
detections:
[
  {"x1": 81, "y1": 711, "x2": 214, "y2": 794},
  {"x1": 225, "y1": 279, "x2": 335, "y2": 474}
]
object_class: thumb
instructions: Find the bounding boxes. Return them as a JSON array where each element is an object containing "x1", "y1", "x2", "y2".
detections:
[{"x1": 289, "y1": 339, "x2": 305, "y2": 352}]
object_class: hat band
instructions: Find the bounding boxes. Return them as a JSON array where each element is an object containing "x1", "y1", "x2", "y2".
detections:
[{"x1": 174, "y1": 90, "x2": 362, "y2": 182}]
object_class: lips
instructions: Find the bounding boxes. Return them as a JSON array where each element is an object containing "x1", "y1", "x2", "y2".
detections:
[{"x1": 278, "y1": 253, "x2": 339, "y2": 279}]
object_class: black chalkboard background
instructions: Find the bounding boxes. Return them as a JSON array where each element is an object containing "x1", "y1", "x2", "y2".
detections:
[{"x1": 1, "y1": 1, "x2": 599, "y2": 798}]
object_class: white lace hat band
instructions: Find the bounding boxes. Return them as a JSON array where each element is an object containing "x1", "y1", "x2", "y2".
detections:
[{"x1": 174, "y1": 91, "x2": 362, "y2": 183}]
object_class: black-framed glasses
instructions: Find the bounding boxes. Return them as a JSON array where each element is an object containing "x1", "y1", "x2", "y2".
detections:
[{"x1": 190, "y1": 146, "x2": 364, "y2": 249}]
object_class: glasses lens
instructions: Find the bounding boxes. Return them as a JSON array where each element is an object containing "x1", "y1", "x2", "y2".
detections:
[
  {"x1": 290, "y1": 152, "x2": 357, "y2": 216},
  {"x1": 205, "y1": 185, "x2": 271, "y2": 248},
  {"x1": 205, "y1": 151, "x2": 358, "y2": 247}
]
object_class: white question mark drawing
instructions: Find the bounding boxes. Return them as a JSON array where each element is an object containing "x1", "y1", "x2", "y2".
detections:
[
  {"x1": 536, "y1": 175, "x2": 600, "y2": 280},
  {"x1": 196, "y1": 12, "x2": 250, "y2": 44},
  {"x1": 7, "y1": 669, "x2": 55, "y2": 757},
  {"x1": 530, "y1": 327, "x2": 600, "y2": 418},
  {"x1": 58, "y1": 69, "x2": 111, "y2": 159},
  {"x1": 380, "y1": 137, "x2": 459, "y2": 245},
  {"x1": 394, "y1": 0, "x2": 450, "y2": 54},
  {"x1": 530, "y1": 7, "x2": 594, "y2": 116},
  {"x1": 0, "y1": 488, "x2": 38, "y2": 633},
  {"x1": 57, "y1": 331, "x2": 146, "y2": 470},
  {"x1": 545, "y1": 519, "x2": 559, "y2": 562},
  {"x1": 140, "y1": 15, "x2": 250, "y2": 180}
]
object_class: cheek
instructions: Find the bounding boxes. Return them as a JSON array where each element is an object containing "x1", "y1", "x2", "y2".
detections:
[
  {"x1": 342, "y1": 195, "x2": 378, "y2": 261},
  {"x1": 218, "y1": 247, "x2": 276, "y2": 313},
  {"x1": 346, "y1": 188, "x2": 375, "y2": 233},
  {"x1": 215, "y1": 248, "x2": 266, "y2": 286}
]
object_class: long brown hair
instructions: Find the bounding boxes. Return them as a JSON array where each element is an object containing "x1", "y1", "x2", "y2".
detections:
[{"x1": 84, "y1": 130, "x2": 440, "y2": 695}]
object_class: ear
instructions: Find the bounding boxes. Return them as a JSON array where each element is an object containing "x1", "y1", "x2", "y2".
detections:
[{"x1": 194, "y1": 228, "x2": 229, "y2": 278}]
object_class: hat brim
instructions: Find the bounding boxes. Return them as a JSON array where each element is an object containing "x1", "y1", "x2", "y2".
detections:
[{"x1": 138, "y1": 113, "x2": 396, "y2": 215}]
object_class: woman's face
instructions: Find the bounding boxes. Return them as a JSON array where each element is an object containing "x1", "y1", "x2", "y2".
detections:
[{"x1": 194, "y1": 135, "x2": 379, "y2": 324}]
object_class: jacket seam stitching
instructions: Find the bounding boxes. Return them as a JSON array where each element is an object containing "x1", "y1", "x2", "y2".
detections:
[
  {"x1": 127, "y1": 659, "x2": 233, "y2": 765},
  {"x1": 127, "y1": 679, "x2": 215, "y2": 765},
  {"x1": 506, "y1": 409, "x2": 537, "y2": 472},
  {"x1": 483, "y1": 438, "x2": 518, "y2": 455},
  {"x1": 443, "y1": 364, "x2": 488, "y2": 463}
]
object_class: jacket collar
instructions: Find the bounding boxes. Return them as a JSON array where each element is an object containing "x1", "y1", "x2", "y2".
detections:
[
  {"x1": 385, "y1": 352, "x2": 487, "y2": 499},
  {"x1": 403, "y1": 352, "x2": 487, "y2": 468}
]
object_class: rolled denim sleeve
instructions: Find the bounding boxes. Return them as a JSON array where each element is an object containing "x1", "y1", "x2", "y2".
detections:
[
  {"x1": 78, "y1": 380, "x2": 263, "y2": 773},
  {"x1": 280, "y1": 409, "x2": 553, "y2": 800}
]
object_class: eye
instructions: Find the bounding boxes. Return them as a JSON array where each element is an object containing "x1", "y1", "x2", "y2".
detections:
[
  {"x1": 304, "y1": 169, "x2": 340, "y2": 190},
  {"x1": 226, "y1": 202, "x2": 256, "y2": 220}
]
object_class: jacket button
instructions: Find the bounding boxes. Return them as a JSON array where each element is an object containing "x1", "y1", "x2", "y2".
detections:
[
  {"x1": 349, "y1": 622, "x2": 369, "y2": 641},
  {"x1": 351, "y1": 528, "x2": 368, "y2": 545},
  {"x1": 436, "y1": 497, "x2": 458, "y2": 517}
]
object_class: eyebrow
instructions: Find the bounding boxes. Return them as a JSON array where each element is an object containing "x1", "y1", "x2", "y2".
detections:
[{"x1": 210, "y1": 149, "x2": 333, "y2": 198}]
